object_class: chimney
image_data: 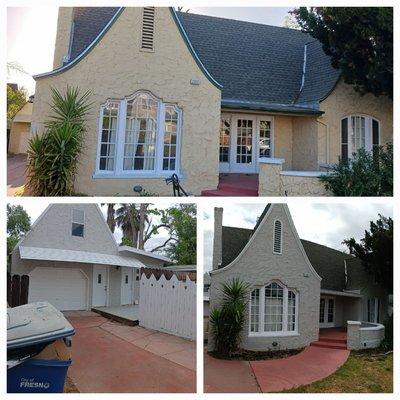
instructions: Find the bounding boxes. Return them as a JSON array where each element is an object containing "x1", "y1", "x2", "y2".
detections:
[
  {"x1": 53, "y1": 8, "x2": 74, "y2": 69},
  {"x1": 212, "y1": 207, "x2": 223, "y2": 271}
]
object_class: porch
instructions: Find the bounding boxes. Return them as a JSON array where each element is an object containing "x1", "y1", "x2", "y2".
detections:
[
  {"x1": 92, "y1": 304, "x2": 139, "y2": 325},
  {"x1": 311, "y1": 328, "x2": 347, "y2": 350},
  {"x1": 202, "y1": 173, "x2": 258, "y2": 196}
]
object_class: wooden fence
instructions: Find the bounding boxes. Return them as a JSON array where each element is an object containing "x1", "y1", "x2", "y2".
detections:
[
  {"x1": 7, "y1": 273, "x2": 29, "y2": 307},
  {"x1": 139, "y1": 268, "x2": 196, "y2": 340}
]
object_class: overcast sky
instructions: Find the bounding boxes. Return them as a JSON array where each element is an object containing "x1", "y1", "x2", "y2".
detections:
[
  {"x1": 7, "y1": 7, "x2": 292, "y2": 94},
  {"x1": 203, "y1": 203, "x2": 393, "y2": 272},
  {"x1": 8, "y1": 201, "x2": 184, "y2": 255}
]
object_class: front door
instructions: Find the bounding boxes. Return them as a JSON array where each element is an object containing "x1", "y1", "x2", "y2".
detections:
[
  {"x1": 92, "y1": 265, "x2": 108, "y2": 307},
  {"x1": 230, "y1": 115, "x2": 257, "y2": 173},
  {"x1": 121, "y1": 267, "x2": 133, "y2": 305},
  {"x1": 319, "y1": 296, "x2": 335, "y2": 328}
]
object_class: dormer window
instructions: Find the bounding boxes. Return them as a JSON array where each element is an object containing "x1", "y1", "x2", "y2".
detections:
[
  {"x1": 141, "y1": 7, "x2": 155, "y2": 51},
  {"x1": 273, "y1": 220, "x2": 282, "y2": 254},
  {"x1": 72, "y1": 209, "x2": 84, "y2": 237}
]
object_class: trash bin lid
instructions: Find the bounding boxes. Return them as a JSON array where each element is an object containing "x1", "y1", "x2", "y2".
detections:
[{"x1": 7, "y1": 302, "x2": 75, "y2": 350}]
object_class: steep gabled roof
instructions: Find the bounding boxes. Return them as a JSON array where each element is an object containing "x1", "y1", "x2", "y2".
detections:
[
  {"x1": 39, "y1": 7, "x2": 341, "y2": 112},
  {"x1": 220, "y1": 222, "x2": 365, "y2": 292}
]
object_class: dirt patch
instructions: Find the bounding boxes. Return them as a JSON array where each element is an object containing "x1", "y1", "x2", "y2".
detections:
[
  {"x1": 64, "y1": 375, "x2": 79, "y2": 393},
  {"x1": 209, "y1": 347, "x2": 303, "y2": 361}
]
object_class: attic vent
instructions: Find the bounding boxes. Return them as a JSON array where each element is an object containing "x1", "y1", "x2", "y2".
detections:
[
  {"x1": 273, "y1": 220, "x2": 282, "y2": 254},
  {"x1": 141, "y1": 7, "x2": 155, "y2": 51}
]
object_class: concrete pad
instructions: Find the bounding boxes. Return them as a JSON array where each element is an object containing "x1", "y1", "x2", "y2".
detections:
[
  {"x1": 250, "y1": 346, "x2": 350, "y2": 392},
  {"x1": 92, "y1": 305, "x2": 139, "y2": 322},
  {"x1": 66, "y1": 314, "x2": 195, "y2": 392},
  {"x1": 163, "y1": 349, "x2": 196, "y2": 371},
  {"x1": 204, "y1": 352, "x2": 261, "y2": 393}
]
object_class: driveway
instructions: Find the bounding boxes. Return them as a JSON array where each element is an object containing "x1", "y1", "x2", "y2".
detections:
[
  {"x1": 64, "y1": 311, "x2": 196, "y2": 393},
  {"x1": 7, "y1": 154, "x2": 27, "y2": 196}
]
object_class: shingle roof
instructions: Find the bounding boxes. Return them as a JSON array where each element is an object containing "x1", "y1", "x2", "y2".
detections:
[
  {"x1": 220, "y1": 225, "x2": 364, "y2": 292},
  {"x1": 64, "y1": 8, "x2": 341, "y2": 110}
]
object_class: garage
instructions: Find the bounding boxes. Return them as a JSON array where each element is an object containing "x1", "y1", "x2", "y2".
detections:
[{"x1": 28, "y1": 267, "x2": 88, "y2": 311}]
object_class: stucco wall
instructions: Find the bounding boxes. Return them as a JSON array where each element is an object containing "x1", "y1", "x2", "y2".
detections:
[
  {"x1": 32, "y1": 7, "x2": 221, "y2": 196},
  {"x1": 209, "y1": 204, "x2": 321, "y2": 351},
  {"x1": 9, "y1": 122, "x2": 30, "y2": 154},
  {"x1": 347, "y1": 321, "x2": 385, "y2": 350},
  {"x1": 53, "y1": 7, "x2": 74, "y2": 69},
  {"x1": 22, "y1": 204, "x2": 117, "y2": 255},
  {"x1": 291, "y1": 117, "x2": 318, "y2": 170},
  {"x1": 280, "y1": 174, "x2": 330, "y2": 196},
  {"x1": 319, "y1": 79, "x2": 393, "y2": 164},
  {"x1": 274, "y1": 116, "x2": 293, "y2": 170}
]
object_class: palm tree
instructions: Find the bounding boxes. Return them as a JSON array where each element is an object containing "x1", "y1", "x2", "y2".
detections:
[
  {"x1": 101, "y1": 203, "x2": 116, "y2": 233},
  {"x1": 116, "y1": 204, "x2": 140, "y2": 247}
]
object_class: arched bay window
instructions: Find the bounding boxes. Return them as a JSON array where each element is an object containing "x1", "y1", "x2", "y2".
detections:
[
  {"x1": 96, "y1": 91, "x2": 182, "y2": 177},
  {"x1": 249, "y1": 281, "x2": 298, "y2": 336},
  {"x1": 341, "y1": 115, "x2": 380, "y2": 162}
]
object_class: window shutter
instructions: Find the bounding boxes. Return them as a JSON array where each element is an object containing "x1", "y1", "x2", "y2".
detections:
[
  {"x1": 141, "y1": 7, "x2": 155, "y2": 51},
  {"x1": 341, "y1": 118, "x2": 348, "y2": 162},
  {"x1": 273, "y1": 220, "x2": 282, "y2": 254}
]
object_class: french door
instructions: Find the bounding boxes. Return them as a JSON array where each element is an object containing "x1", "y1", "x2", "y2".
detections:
[
  {"x1": 319, "y1": 296, "x2": 335, "y2": 328},
  {"x1": 219, "y1": 114, "x2": 273, "y2": 173}
]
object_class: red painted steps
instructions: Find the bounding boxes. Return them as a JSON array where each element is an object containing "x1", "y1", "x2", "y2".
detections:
[
  {"x1": 311, "y1": 337, "x2": 347, "y2": 350},
  {"x1": 201, "y1": 173, "x2": 259, "y2": 197},
  {"x1": 201, "y1": 188, "x2": 258, "y2": 196}
]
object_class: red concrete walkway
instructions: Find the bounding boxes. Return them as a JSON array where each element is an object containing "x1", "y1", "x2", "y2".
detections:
[
  {"x1": 204, "y1": 351, "x2": 260, "y2": 393},
  {"x1": 65, "y1": 312, "x2": 195, "y2": 393},
  {"x1": 7, "y1": 154, "x2": 27, "y2": 196},
  {"x1": 250, "y1": 346, "x2": 350, "y2": 392}
]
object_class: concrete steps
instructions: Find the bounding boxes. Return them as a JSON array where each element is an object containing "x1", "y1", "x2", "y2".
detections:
[{"x1": 311, "y1": 337, "x2": 347, "y2": 350}]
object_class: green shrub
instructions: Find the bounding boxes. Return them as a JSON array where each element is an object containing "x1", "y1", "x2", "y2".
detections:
[
  {"x1": 319, "y1": 144, "x2": 393, "y2": 196},
  {"x1": 26, "y1": 86, "x2": 92, "y2": 196},
  {"x1": 209, "y1": 278, "x2": 250, "y2": 356}
]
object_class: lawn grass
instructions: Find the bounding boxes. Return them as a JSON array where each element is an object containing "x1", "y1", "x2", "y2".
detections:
[{"x1": 285, "y1": 349, "x2": 393, "y2": 393}]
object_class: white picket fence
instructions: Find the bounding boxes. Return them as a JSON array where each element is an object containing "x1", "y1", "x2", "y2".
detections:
[{"x1": 139, "y1": 272, "x2": 196, "y2": 340}]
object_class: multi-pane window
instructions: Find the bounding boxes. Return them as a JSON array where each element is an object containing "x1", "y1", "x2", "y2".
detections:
[
  {"x1": 319, "y1": 298, "x2": 325, "y2": 323},
  {"x1": 273, "y1": 220, "x2": 282, "y2": 254},
  {"x1": 250, "y1": 289, "x2": 260, "y2": 333},
  {"x1": 341, "y1": 115, "x2": 380, "y2": 161},
  {"x1": 367, "y1": 298, "x2": 380, "y2": 323},
  {"x1": 250, "y1": 282, "x2": 297, "y2": 335},
  {"x1": 163, "y1": 106, "x2": 178, "y2": 171},
  {"x1": 287, "y1": 290, "x2": 296, "y2": 331},
  {"x1": 96, "y1": 92, "x2": 182, "y2": 176},
  {"x1": 72, "y1": 209, "x2": 84, "y2": 237},
  {"x1": 264, "y1": 282, "x2": 284, "y2": 332},
  {"x1": 124, "y1": 94, "x2": 158, "y2": 171},
  {"x1": 327, "y1": 298, "x2": 334, "y2": 323},
  {"x1": 99, "y1": 102, "x2": 118, "y2": 171},
  {"x1": 219, "y1": 117, "x2": 230, "y2": 162},
  {"x1": 259, "y1": 120, "x2": 271, "y2": 157},
  {"x1": 236, "y1": 119, "x2": 253, "y2": 164}
]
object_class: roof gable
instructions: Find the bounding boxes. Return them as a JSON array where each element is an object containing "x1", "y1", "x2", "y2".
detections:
[{"x1": 40, "y1": 7, "x2": 340, "y2": 108}]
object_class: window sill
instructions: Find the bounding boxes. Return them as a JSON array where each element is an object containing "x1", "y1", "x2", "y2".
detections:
[
  {"x1": 248, "y1": 331, "x2": 299, "y2": 338},
  {"x1": 92, "y1": 172, "x2": 182, "y2": 180}
]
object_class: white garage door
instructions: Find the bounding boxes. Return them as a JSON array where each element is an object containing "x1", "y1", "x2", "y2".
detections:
[{"x1": 28, "y1": 267, "x2": 88, "y2": 311}]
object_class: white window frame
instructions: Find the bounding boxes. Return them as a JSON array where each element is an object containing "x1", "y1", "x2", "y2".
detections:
[
  {"x1": 343, "y1": 114, "x2": 380, "y2": 159},
  {"x1": 71, "y1": 209, "x2": 85, "y2": 238},
  {"x1": 249, "y1": 281, "x2": 299, "y2": 337},
  {"x1": 273, "y1": 219, "x2": 283, "y2": 255},
  {"x1": 94, "y1": 91, "x2": 182, "y2": 178}
]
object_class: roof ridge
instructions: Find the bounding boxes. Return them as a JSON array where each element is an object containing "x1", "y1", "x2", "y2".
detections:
[{"x1": 177, "y1": 10, "x2": 308, "y2": 34}]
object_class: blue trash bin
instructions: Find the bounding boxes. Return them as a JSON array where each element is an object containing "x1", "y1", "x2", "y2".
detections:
[
  {"x1": 7, "y1": 302, "x2": 75, "y2": 393},
  {"x1": 8, "y1": 359, "x2": 72, "y2": 393}
]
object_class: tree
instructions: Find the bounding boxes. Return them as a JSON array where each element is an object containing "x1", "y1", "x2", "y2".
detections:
[
  {"x1": 293, "y1": 7, "x2": 393, "y2": 98},
  {"x1": 7, "y1": 85, "x2": 27, "y2": 122},
  {"x1": 7, "y1": 205, "x2": 31, "y2": 267},
  {"x1": 343, "y1": 214, "x2": 393, "y2": 293},
  {"x1": 102, "y1": 203, "x2": 116, "y2": 233},
  {"x1": 153, "y1": 204, "x2": 196, "y2": 265}
]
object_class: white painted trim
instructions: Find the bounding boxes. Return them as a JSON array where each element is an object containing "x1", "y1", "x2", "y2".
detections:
[
  {"x1": 319, "y1": 296, "x2": 335, "y2": 328},
  {"x1": 119, "y1": 245, "x2": 171, "y2": 262},
  {"x1": 259, "y1": 157, "x2": 285, "y2": 165},
  {"x1": 321, "y1": 289, "x2": 362, "y2": 298},
  {"x1": 280, "y1": 171, "x2": 327, "y2": 177}
]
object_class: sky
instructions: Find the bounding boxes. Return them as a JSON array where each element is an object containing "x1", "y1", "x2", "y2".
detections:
[
  {"x1": 8, "y1": 201, "x2": 183, "y2": 255},
  {"x1": 203, "y1": 203, "x2": 393, "y2": 272},
  {"x1": 7, "y1": 7, "x2": 292, "y2": 95}
]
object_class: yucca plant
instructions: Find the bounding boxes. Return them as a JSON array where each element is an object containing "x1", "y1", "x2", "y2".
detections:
[
  {"x1": 26, "y1": 86, "x2": 92, "y2": 196},
  {"x1": 210, "y1": 278, "x2": 250, "y2": 356}
]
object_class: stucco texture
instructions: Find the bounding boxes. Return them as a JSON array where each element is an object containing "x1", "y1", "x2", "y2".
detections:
[
  {"x1": 9, "y1": 122, "x2": 30, "y2": 154},
  {"x1": 32, "y1": 7, "x2": 221, "y2": 196},
  {"x1": 209, "y1": 204, "x2": 321, "y2": 352},
  {"x1": 319, "y1": 79, "x2": 393, "y2": 164}
]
